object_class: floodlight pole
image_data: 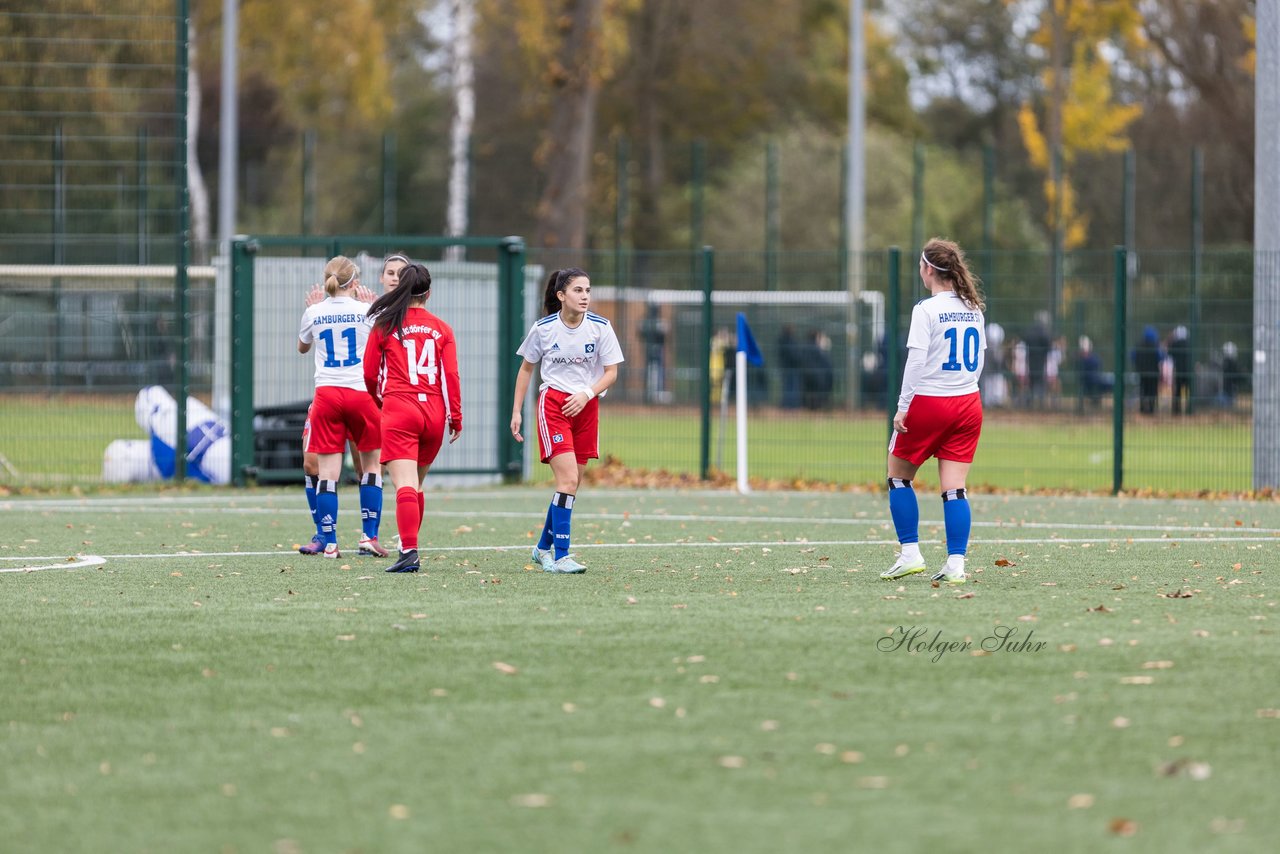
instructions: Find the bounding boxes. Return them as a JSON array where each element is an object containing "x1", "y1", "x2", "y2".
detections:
[
  {"x1": 218, "y1": 0, "x2": 238, "y2": 253},
  {"x1": 1256, "y1": 0, "x2": 1280, "y2": 489},
  {"x1": 846, "y1": 0, "x2": 865, "y2": 409}
]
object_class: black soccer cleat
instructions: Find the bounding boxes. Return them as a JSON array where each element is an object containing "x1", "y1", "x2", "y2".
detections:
[{"x1": 385, "y1": 548, "x2": 420, "y2": 573}]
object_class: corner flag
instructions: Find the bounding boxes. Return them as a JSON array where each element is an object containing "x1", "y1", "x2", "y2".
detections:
[{"x1": 736, "y1": 313, "x2": 764, "y2": 366}]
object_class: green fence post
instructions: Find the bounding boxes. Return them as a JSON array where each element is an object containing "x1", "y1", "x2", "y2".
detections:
[
  {"x1": 886, "y1": 247, "x2": 901, "y2": 438},
  {"x1": 765, "y1": 139, "x2": 779, "y2": 291},
  {"x1": 690, "y1": 139, "x2": 705, "y2": 282},
  {"x1": 982, "y1": 143, "x2": 994, "y2": 317},
  {"x1": 1190, "y1": 146, "x2": 1203, "y2": 415},
  {"x1": 382, "y1": 132, "x2": 397, "y2": 235},
  {"x1": 137, "y1": 127, "x2": 149, "y2": 263},
  {"x1": 699, "y1": 246, "x2": 714, "y2": 480},
  {"x1": 1112, "y1": 246, "x2": 1127, "y2": 495},
  {"x1": 230, "y1": 238, "x2": 257, "y2": 485},
  {"x1": 910, "y1": 143, "x2": 924, "y2": 258},
  {"x1": 301, "y1": 130, "x2": 316, "y2": 237},
  {"x1": 499, "y1": 236, "x2": 526, "y2": 482},
  {"x1": 173, "y1": 0, "x2": 191, "y2": 482}
]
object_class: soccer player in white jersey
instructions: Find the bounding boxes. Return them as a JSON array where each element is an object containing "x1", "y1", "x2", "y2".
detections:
[
  {"x1": 297, "y1": 256, "x2": 383, "y2": 559},
  {"x1": 511, "y1": 268, "x2": 625, "y2": 574},
  {"x1": 299, "y1": 253, "x2": 406, "y2": 557},
  {"x1": 881, "y1": 238, "x2": 986, "y2": 585}
]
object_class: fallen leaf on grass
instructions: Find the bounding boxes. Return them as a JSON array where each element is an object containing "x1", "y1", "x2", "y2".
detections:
[
  {"x1": 1162, "y1": 589, "x2": 1194, "y2": 599},
  {"x1": 1142, "y1": 660, "x2": 1174, "y2": 670},
  {"x1": 955, "y1": 592, "x2": 975, "y2": 599},
  {"x1": 1257, "y1": 709, "x2": 1280, "y2": 719},
  {"x1": 1120, "y1": 676, "x2": 1154, "y2": 684},
  {"x1": 492, "y1": 661, "x2": 519, "y2": 675},
  {"x1": 1067, "y1": 793, "x2": 1095, "y2": 809},
  {"x1": 718, "y1": 755, "x2": 746, "y2": 769},
  {"x1": 994, "y1": 558, "x2": 1016, "y2": 567},
  {"x1": 857, "y1": 776, "x2": 890, "y2": 789},
  {"x1": 511, "y1": 793, "x2": 551, "y2": 808},
  {"x1": 388, "y1": 804, "x2": 410, "y2": 819},
  {"x1": 336, "y1": 634, "x2": 355, "y2": 642},
  {"x1": 1108, "y1": 818, "x2": 1139, "y2": 837},
  {"x1": 1088, "y1": 604, "x2": 1111, "y2": 613}
]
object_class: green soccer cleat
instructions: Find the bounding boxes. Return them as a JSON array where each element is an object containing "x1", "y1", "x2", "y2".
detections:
[{"x1": 880, "y1": 554, "x2": 927, "y2": 580}]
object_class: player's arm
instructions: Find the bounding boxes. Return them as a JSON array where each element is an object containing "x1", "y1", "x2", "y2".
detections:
[
  {"x1": 510, "y1": 360, "x2": 537, "y2": 442},
  {"x1": 298, "y1": 311, "x2": 314, "y2": 354},
  {"x1": 362, "y1": 327, "x2": 384, "y2": 404},
  {"x1": 563, "y1": 363, "x2": 618, "y2": 417},
  {"x1": 442, "y1": 333, "x2": 463, "y2": 442}
]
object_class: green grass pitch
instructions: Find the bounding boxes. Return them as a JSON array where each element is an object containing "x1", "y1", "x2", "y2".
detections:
[{"x1": 2, "y1": 485, "x2": 1278, "y2": 852}]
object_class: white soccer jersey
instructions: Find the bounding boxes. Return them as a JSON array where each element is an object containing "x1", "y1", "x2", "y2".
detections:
[
  {"x1": 900, "y1": 292, "x2": 986, "y2": 405},
  {"x1": 298, "y1": 296, "x2": 374, "y2": 391},
  {"x1": 517, "y1": 311, "x2": 625, "y2": 393}
]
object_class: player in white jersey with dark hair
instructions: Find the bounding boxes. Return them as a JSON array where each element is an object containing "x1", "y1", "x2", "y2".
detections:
[
  {"x1": 511, "y1": 267, "x2": 625, "y2": 574},
  {"x1": 881, "y1": 237, "x2": 987, "y2": 585},
  {"x1": 297, "y1": 255, "x2": 383, "y2": 559}
]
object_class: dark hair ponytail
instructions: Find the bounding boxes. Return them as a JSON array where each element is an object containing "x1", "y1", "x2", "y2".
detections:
[
  {"x1": 369, "y1": 263, "x2": 431, "y2": 336},
  {"x1": 542, "y1": 267, "x2": 588, "y2": 316}
]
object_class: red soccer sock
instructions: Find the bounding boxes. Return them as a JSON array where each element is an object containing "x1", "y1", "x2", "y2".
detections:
[
  {"x1": 396, "y1": 487, "x2": 420, "y2": 550},
  {"x1": 416, "y1": 490, "x2": 425, "y2": 527}
]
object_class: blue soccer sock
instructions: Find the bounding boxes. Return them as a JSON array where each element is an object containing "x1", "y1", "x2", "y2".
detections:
[
  {"x1": 359, "y1": 472, "x2": 383, "y2": 539},
  {"x1": 887, "y1": 477, "x2": 919, "y2": 548},
  {"x1": 550, "y1": 491, "x2": 575, "y2": 560},
  {"x1": 316, "y1": 480, "x2": 338, "y2": 547},
  {"x1": 305, "y1": 475, "x2": 322, "y2": 537},
  {"x1": 537, "y1": 503, "x2": 555, "y2": 552},
  {"x1": 942, "y1": 488, "x2": 971, "y2": 556}
]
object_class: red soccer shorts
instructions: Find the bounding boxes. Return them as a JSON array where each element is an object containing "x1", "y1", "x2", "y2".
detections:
[
  {"x1": 306, "y1": 386, "x2": 381, "y2": 454},
  {"x1": 888, "y1": 391, "x2": 983, "y2": 466},
  {"x1": 536, "y1": 387, "x2": 599, "y2": 465},
  {"x1": 380, "y1": 394, "x2": 446, "y2": 467}
]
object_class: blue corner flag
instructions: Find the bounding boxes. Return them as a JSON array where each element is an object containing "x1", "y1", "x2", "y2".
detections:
[{"x1": 736, "y1": 313, "x2": 764, "y2": 366}]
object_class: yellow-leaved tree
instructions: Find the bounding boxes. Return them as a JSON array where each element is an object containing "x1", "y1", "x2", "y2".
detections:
[{"x1": 1014, "y1": 0, "x2": 1143, "y2": 250}]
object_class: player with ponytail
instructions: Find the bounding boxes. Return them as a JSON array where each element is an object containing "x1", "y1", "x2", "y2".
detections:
[
  {"x1": 510, "y1": 268, "x2": 624, "y2": 574},
  {"x1": 881, "y1": 237, "x2": 987, "y2": 586},
  {"x1": 363, "y1": 263, "x2": 463, "y2": 574}
]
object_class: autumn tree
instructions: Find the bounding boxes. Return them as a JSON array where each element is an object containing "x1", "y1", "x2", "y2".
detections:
[{"x1": 1013, "y1": 0, "x2": 1144, "y2": 257}]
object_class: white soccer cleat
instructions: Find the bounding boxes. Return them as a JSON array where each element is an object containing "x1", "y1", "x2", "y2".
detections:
[
  {"x1": 547, "y1": 555, "x2": 587, "y2": 574},
  {"x1": 880, "y1": 554, "x2": 927, "y2": 580},
  {"x1": 322, "y1": 543, "x2": 340, "y2": 559},
  {"x1": 531, "y1": 545, "x2": 553, "y2": 571},
  {"x1": 930, "y1": 566, "x2": 966, "y2": 585}
]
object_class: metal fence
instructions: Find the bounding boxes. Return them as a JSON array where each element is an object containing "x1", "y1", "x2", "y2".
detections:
[{"x1": 0, "y1": 246, "x2": 1261, "y2": 493}]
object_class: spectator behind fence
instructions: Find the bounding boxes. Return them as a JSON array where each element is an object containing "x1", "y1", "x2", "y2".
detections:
[
  {"x1": 778, "y1": 325, "x2": 804, "y2": 409},
  {"x1": 1167, "y1": 325, "x2": 1191, "y2": 415},
  {"x1": 981, "y1": 322, "x2": 1009, "y2": 407},
  {"x1": 1022, "y1": 311, "x2": 1052, "y2": 409},
  {"x1": 1134, "y1": 324, "x2": 1162, "y2": 415},
  {"x1": 801, "y1": 329, "x2": 834, "y2": 410},
  {"x1": 640, "y1": 303, "x2": 670, "y2": 404},
  {"x1": 1077, "y1": 335, "x2": 1111, "y2": 406},
  {"x1": 1220, "y1": 341, "x2": 1244, "y2": 407}
]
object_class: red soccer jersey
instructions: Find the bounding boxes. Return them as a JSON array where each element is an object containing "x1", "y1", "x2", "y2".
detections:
[{"x1": 363, "y1": 307, "x2": 462, "y2": 430}]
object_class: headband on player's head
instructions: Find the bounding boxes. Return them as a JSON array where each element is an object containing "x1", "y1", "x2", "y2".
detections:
[
  {"x1": 921, "y1": 252, "x2": 950, "y2": 273},
  {"x1": 384, "y1": 254, "x2": 410, "y2": 268},
  {"x1": 337, "y1": 265, "x2": 360, "y2": 288}
]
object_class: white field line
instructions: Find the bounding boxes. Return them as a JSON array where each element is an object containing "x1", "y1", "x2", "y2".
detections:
[
  {"x1": 1, "y1": 534, "x2": 1276, "y2": 568},
  {"x1": 0, "y1": 555, "x2": 106, "y2": 573},
  {"x1": 5, "y1": 499, "x2": 1280, "y2": 537}
]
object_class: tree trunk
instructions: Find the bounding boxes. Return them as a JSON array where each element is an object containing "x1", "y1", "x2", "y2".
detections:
[
  {"x1": 535, "y1": 0, "x2": 605, "y2": 250},
  {"x1": 446, "y1": 0, "x2": 476, "y2": 261}
]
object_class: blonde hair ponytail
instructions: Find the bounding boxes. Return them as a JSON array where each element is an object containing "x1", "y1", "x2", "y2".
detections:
[{"x1": 323, "y1": 255, "x2": 359, "y2": 297}]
